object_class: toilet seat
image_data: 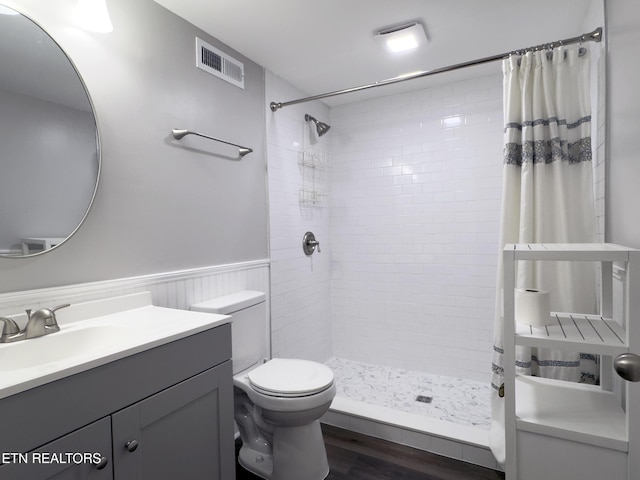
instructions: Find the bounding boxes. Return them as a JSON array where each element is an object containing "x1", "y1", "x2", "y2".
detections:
[{"x1": 247, "y1": 358, "x2": 334, "y2": 397}]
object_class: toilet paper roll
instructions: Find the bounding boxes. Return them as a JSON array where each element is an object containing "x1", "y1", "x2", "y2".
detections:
[{"x1": 514, "y1": 288, "x2": 551, "y2": 326}]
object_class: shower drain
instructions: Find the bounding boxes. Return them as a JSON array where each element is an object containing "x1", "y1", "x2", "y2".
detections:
[{"x1": 415, "y1": 395, "x2": 433, "y2": 404}]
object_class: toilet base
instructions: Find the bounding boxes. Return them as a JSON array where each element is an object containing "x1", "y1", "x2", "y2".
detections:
[
  {"x1": 237, "y1": 444, "x2": 273, "y2": 479},
  {"x1": 238, "y1": 420, "x2": 329, "y2": 480}
]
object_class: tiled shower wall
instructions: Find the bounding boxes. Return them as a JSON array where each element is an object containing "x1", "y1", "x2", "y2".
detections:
[
  {"x1": 329, "y1": 74, "x2": 505, "y2": 383},
  {"x1": 266, "y1": 60, "x2": 604, "y2": 384},
  {"x1": 265, "y1": 71, "x2": 333, "y2": 363}
]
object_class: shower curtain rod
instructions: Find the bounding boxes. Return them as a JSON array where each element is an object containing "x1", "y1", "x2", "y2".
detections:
[{"x1": 269, "y1": 27, "x2": 602, "y2": 112}]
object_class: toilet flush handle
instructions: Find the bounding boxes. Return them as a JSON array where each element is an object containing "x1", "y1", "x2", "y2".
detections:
[{"x1": 303, "y1": 232, "x2": 321, "y2": 255}]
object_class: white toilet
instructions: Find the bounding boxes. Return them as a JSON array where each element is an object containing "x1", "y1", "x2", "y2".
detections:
[{"x1": 191, "y1": 290, "x2": 335, "y2": 480}]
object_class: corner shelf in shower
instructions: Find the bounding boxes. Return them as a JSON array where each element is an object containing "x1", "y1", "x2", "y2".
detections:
[
  {"x1": 298, "y1": 148, "x2": 331, "y2": 169},
  {"x1": 502, "y1": 243, "x2": 640, "y2": 480},
  {"x1": 298, "y1": 188, "x2": 328, "y2": 205},
  {"x1": 298, "y1": 148, "x2": 330, "y2": 205}
]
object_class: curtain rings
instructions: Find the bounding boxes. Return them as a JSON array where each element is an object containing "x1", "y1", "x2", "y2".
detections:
[
  {"x1": 578, "y1": 35, "x2": 588, "y2": 56},
  {"x1": 545, "y1": 41, "x2": 556, "y2": 62}
]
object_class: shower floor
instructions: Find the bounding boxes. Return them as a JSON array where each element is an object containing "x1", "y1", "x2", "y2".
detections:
[{"x1": 325, "y1": 357, "x2": 491, "y2": 430}]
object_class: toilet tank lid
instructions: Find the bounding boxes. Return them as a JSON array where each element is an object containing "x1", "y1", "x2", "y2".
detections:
[{"x1": 190, "y1": 290, "x2": 266, "y2": 314}]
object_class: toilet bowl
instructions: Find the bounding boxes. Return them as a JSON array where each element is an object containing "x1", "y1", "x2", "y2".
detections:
[
  {"x1": 234, "y1": 358, "x2": 336, "y2": 480},
  {"x1": 191, "y1": 291, "x2": 335, "y2": 480}
]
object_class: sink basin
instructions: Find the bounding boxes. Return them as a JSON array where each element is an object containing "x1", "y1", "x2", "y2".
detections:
[
  {"x1": 0, "y1": 325, "x2": 144, "y2": 372},
  {"x1": 0, "y1": 292, "x2": 230, "y2": 399}
]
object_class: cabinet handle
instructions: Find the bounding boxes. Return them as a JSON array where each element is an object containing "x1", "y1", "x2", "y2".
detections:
[
  {"x1": 125, "y1": 440, "x2": 139, "y2": 452},
  {"x1": 95, "y1": 456, "x2": 109, "y2": 470},
  {"x1": 614, "y1": 353, "x2": 640, "y2": 382}
]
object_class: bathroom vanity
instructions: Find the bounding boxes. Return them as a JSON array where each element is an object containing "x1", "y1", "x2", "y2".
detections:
[{"x1": 0, "y1": 293, "x2": 235, "y2": 480}]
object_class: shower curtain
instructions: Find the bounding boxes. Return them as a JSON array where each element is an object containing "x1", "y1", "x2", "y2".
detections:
[{"x1": 490, "y1": 46, "x2": 597, "y2": 465}]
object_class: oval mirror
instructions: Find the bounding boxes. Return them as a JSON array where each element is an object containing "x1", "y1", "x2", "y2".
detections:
[{"x1": 0, "y1": 5, "x2": 100, "y2": 257}]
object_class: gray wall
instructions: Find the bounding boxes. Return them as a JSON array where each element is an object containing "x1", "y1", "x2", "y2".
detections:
[
  {"x1": 606, "y1": 0, "x2": 640, "y2": 249},
  {"x1": 0, "y1": 0, "x2": 268, "y2": 293},
  {"x1": 2, "y1": 0, "x2": 637, "y2": 297}
]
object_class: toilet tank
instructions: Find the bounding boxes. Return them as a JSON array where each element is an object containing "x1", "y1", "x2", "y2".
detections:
[{"x1": 191, "y1": 290, "x2": 267, "y2": 374}]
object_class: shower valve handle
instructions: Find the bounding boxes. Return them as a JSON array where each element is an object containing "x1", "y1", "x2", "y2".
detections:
[{"x1": 303, "y1": 232, "x2": 321, "y2": 255}]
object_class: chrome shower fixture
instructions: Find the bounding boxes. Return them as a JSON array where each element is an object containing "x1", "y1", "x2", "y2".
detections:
[{"x1": 304, "y1": 114, "x2": 331, "y2": 137}]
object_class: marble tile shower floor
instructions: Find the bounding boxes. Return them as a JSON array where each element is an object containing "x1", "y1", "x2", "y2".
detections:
[{"x1": 325, "y1": 357, "x2": 491, "y2": 430}]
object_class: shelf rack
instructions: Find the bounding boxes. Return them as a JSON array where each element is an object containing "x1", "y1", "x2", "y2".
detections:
[
  {"x1": 515, "y1": 312, "x2": 626, "y2": 354},
  {"x1": 298, "y1": 148, "x2": 330, "y2": 205},
  {"x1": 502, "y1": 243, "x2": 640, "y2": 480}
]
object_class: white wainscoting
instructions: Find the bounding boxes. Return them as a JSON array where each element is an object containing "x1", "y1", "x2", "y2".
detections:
[{"x1": 0, "y1": 259, "x2": 270, "y2": 319}]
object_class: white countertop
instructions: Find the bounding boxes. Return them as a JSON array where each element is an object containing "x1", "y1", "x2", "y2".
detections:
[{"x1": 0, "y1": 292, "x2": 230, "y2": 399}]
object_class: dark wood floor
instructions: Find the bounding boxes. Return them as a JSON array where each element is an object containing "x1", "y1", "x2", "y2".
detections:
[{"x1": 236, "y1": 424, "x2": 505, "y2": 480}]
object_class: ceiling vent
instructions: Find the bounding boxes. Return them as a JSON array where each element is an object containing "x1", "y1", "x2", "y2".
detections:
[{"x1": 195, "y1": 37, "x2": 245, "y2": 89}]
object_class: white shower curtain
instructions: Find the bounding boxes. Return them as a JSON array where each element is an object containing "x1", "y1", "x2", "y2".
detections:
[{"x1": 490, "y1": 46, "x2": 597, "y2": 465}]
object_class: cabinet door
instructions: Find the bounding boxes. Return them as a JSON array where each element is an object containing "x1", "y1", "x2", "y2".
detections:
[
  {"x1": 112, "y1": 361, "x2": 234, "y2": 480},
  {"x1": 0, "y1": 416, "x2": 112, "y2": 480}
]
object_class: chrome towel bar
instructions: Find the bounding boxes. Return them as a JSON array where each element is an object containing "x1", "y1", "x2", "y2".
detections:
[{"x1": 171, "y1": 129, "x2": 253, "y2": 157}]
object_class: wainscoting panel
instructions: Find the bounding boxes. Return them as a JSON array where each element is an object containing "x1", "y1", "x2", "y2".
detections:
[{"x1": 0, "y1": 260, "x2": 270, "y2": 319}]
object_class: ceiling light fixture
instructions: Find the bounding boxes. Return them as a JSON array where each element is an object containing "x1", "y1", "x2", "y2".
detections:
[
  {"x1": 75, "y1": 0, "x2": 113, "y2": 33},
  {"x1": 375, "y1": 21, "x2": 428, "y2": 54}
]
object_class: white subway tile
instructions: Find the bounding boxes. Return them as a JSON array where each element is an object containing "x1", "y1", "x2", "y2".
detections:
[{"x1": 268, "y1": 70, "x2": 505, "y2": 381}]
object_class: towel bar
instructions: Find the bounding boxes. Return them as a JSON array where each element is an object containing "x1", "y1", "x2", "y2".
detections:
[{"x1": 171, "y1": 129, "x2": 253, "y2": 157}]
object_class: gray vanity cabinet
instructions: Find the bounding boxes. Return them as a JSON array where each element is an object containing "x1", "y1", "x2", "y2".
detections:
[
  {"x1": 0, "y1": 323, "x2": 234, "y2": 480},
  {"x1": 112, "y1": 362, "x2": 234, "y2": 479},
  {"x1": 0, "y1": 417, "x2": 113, "y2": 480}
]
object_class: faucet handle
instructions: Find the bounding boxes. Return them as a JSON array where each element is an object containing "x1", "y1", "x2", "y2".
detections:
[
  {"x1": 0, "y1": 317, "x2": 21, "y2": 338},
  {"x1": 0, "y1": 316, "x2": 25, "y2": 343},
  {"x1": 50, "y1": 304, "x2": 71, "y2": 317},
  {"x1": 43, "y1": 304, "x2": 70, "y2": 330}
]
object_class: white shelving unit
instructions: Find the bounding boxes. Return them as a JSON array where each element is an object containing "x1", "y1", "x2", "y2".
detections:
[{"x1": 502, "y1": 243, "x2": 640, "y2": 480}]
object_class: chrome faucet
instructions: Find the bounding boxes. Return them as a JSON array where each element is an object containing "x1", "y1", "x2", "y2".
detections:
[
  {"x1": 0, "y1": 304, "x2": 70, "y2": 343},
  {"x1": 24, "y1": 304, "x2": 70, "y2": 339}
]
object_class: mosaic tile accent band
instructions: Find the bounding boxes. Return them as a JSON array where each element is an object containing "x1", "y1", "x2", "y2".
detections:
[{"x1": 326, "y1": 357, "x2": 491, "y2": 430}]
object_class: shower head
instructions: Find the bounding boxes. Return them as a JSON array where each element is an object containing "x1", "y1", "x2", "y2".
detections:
[{"x1": 305, "y1": 114, "x2": 331, "y2": 137}]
